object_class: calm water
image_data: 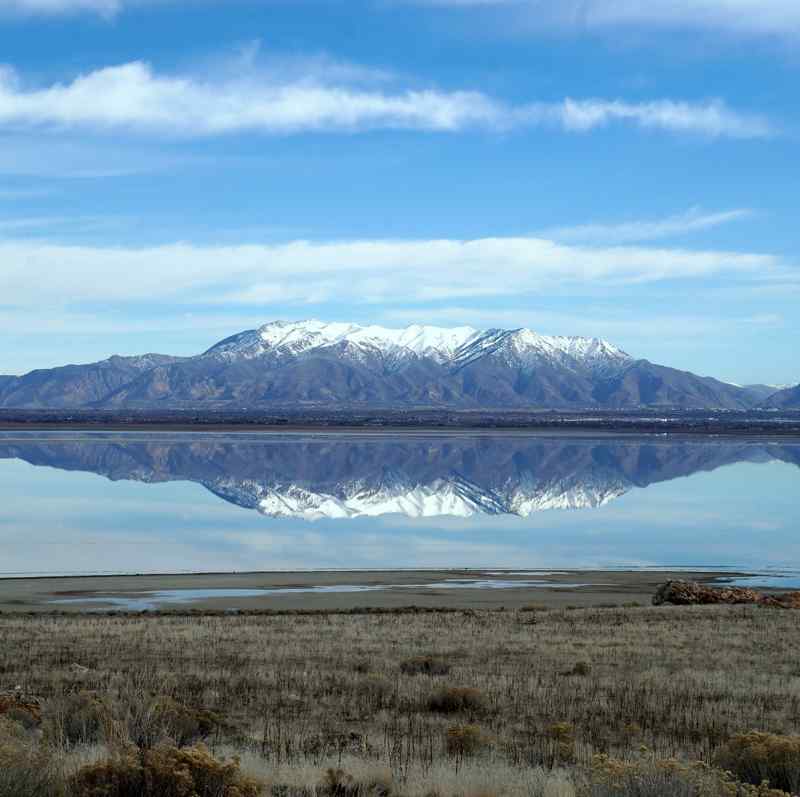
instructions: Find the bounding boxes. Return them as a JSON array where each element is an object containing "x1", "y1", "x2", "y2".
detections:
[{"x1": 1, "y1": 431, "x2": 798, "y2": 577}]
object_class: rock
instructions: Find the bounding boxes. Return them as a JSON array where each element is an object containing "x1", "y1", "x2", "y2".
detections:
[{"x1": 653, "y1": 580, "x2": 800, "y2": 609}]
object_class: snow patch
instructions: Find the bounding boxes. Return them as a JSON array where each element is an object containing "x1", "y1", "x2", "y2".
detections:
[{"x1": 206, "y1": 319, "x2": 632, "y2": 373}]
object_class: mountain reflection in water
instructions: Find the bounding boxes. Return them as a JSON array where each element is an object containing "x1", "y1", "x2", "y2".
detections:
[{"x1": 1, "y1": 433, "x2": 799, "y2": 520}]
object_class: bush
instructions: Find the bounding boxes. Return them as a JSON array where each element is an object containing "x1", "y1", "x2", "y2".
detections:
[
  {"x1": 428, "y1": 687, "x2": 486, "y2": 715},
  {"x1": 0, "y1": 757, "x2": 64, "y2": 797},
  {"x1": 590, "y1": 754, "x2": 791, "y2": 797},
  {"x1": 445, "y1": 724, "x2": 489, "y2": 758},
  {"x1": 45, "y1": 691, "x2": 108, "y2": 747},
  {"x1": 149, "y1": 697, "x2": 221, "y2": 747},
  {"x1": 0, "y1": 718, "x2": 65, "y2": 797},
  {"x1": 546, "y1": 722, "x2": 576, "y2": 764},
  {"x1": 566, "y1": 661, "x2": 592, "y2": 677},
  {"x1": 320, "y1": 767, "x2": 393, "y2": 797},
  {"x1": 70, "y1": 744, "x2": 261, "y2": 797},
  {"x1": 400, "y1": 656, "x2": 451, "y2": 676},
  {"x1": 714, "y1": 732, "x2": 800, "y2": 794},
  {"x1": 122, "y1": 695, "x2": 221, "y2": 749}
]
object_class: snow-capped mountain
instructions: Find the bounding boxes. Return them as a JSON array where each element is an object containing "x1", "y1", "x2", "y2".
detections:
[
  {"x1": 0, "y1": 319, "x2": 778, "y2": 410},
  {"x1": 205, "y1": 319, "x2": 632, "y2": 375},
  {"x1": 207, "y1": 320, "x2": 485, "y2": 364}
]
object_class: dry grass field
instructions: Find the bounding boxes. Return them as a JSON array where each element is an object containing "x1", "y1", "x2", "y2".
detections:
[{"x1": 1, "y1": 604, "x2": 799, "y2": 796}]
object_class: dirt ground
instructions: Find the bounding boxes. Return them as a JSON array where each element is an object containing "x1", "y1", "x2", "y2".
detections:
[{"x1": 0, "y1": 568, "x2": 752, "y2": 612}]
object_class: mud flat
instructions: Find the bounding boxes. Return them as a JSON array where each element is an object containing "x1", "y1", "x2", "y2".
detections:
[{"x1": 0, "y1": 568, "x2": 760, "y2": 613}]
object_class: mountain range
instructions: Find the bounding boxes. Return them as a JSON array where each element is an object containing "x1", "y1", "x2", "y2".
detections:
[
  {"x1": 1, "y1": 435, "x2": 797, "y2": 520},
  {"x1": 0, "y1": 320, "x2": 796, "y2": 410},
  {"x1": 764, "y1": 384, "x2": 800, "y2": 409}
]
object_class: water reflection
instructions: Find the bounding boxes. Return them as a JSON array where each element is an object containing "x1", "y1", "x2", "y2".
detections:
[
  {"x1": 2, "y1": 433, "x2": 798, "y2": 519},
  {"x1": 1, "y1": 432, "x2": 798, "y2": 574}
]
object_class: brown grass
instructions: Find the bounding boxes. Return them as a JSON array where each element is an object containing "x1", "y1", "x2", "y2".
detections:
[{"x1": 0, "y1": 605, "x2": 798, "y2": 796}]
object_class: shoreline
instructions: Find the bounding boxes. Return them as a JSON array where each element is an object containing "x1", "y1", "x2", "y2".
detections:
[
  {"x1": 0, "y1": 567, "x2": 770, "y2": 613},
  {"x1": 1, "y1": 408, "x2": 800, "y2": 437},
  {"x1": 2, "y1": 423, "x2": 800, "y2": 441}
]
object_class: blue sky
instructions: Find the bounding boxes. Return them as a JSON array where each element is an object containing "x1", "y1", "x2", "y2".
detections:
[{"x1": 0, "y1": 0, "x2": 798, "y2": 385}]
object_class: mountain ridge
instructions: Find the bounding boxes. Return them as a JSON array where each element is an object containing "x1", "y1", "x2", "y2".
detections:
[
  {"x1": 765, "y1": 384, "x2": 800, "y2": 409},
  {"x1": 0, "y1": 319, "x2": 793, "y2": 410}
]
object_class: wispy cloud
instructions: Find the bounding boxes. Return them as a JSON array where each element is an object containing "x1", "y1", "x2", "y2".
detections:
[
  {"x1": 538, "y1": 99, "x2": 772, "y2": 138},
  {"x1": 544, "y1": 208, "x2": 754, "y2": 245},
  {"x1": 0, "y1": 235, "x2": 780, "y2": 309},
  {"x1": 0, "y1": 0, "x2": 119, "y2": 16},
  {"x1": 412, "y1": 0, "x2": 800, "y2": 37},
  {"x1": 0, "y1": 60, "x2": 773, "y2": 138}
]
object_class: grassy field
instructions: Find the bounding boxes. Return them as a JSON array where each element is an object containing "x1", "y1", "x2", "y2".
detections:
[{"x1": 1, "y1": 604, "x2": 799, "y2": 796}]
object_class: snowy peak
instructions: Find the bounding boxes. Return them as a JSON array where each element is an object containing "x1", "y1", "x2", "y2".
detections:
[
  {"x1": 248, "y1": 478, "x2": 628, "y2": 520},
  {"x1": 206, "y1": 319, "x2": 631, "y2": 373},
  {"x1": 206, "y1": 320, "x2": 481, "y2": 363},
  {"x1": 458, "y1": 328, "x2": 631, "y2": 373},
  {"x1": 261, "y1": 320, "x2": 483, "y2": 361}
]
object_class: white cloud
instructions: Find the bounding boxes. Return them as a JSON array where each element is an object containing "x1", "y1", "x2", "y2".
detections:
[
  {"x1": 0, "y1": 235, "x2": 779, "y2": 310},
  {"x1": 0, "y1": 60, "x2": 773, "y2": 138},
  {"x1": 414, "y1": 0, "x2": 800, "y2": 36},
  {"x1": 0, "y1": 0, "x2": 119, "y2": 16},
  {"x1": 0, "y1": 61, "x2": 509, "y2": 135},
  {"x1": 539, "y1": 99, "x2": 771, "y2": 138},
  {"x1": 544, "y1": 208, "x2": 753, "y2": 245}
]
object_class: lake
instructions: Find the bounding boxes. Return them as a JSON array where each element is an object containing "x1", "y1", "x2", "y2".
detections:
[{"x1": 1, "y1": 431, "x2": 798, "y2": 578}]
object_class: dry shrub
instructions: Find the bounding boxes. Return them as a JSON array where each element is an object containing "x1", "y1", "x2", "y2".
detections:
[
  {"x1": 564, "y1": 662, "x2": 591, "y2": 677},
  {"x1": 714, "y1": 732, "x2": 800, "y2": 794},
  {"x1": 0, "y1": 717, "x2": 65, "y2": 797},
  {"x1": 445, "y1": 724, "x2": 489, "y2": 758},
  {"x1": 45, "y1": 691, "x2": 109, "y2": 746},
  {"x1": 590, "y1": 754, "x2": 790, "y2": 797},
  {"x1": 123, "y1": 695, "x2": 221, "y2": 749},
  {"x1": 428, "y1": 688, "x2": 486, "y2": 715},
  {"x1": 149, "y1": 697, "x2": 221, "y2": 747},
  {"x1": 400, "y1": 657, "x2": 451, "y2": 677},
  {"x1": 321, "y1": 766, "x2": 393, "y2": 797},
  {"x1": 546, "y1": 723, "x2": 576, "y2": 764},
  {"x1": 70, "y1": 744, "x2": 261, "y2": 797}
]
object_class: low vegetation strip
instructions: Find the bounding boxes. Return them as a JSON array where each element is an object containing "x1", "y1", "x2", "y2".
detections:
[
  {"x1": 653, "y1": 581, "x2": 800, "y2": 608},
  {"x1": 0, "y1": 605, "x2": 798, "y2": 796}
]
